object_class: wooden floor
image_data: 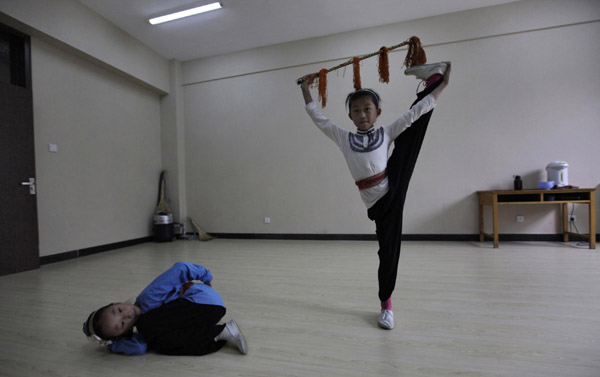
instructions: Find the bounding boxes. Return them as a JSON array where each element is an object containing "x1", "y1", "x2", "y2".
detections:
[{"x1": 0, "y1": 239, "x2": 599, "y2": 377}]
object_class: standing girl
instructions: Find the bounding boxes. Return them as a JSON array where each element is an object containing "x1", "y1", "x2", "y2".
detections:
[{"x1": 299, "y1": 62, "x2": 451, "y2": 329}]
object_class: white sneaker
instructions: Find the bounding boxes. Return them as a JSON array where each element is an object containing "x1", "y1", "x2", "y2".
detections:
[
  {"x1": 225, "y1": 319, "x2": 248, "y2": 354},
  {"x1": 404, "y1": 62, "x2": 448, "y2": 81},
  {"x1": 378, "y1": 309, "x2": 394, "y2": 330}
]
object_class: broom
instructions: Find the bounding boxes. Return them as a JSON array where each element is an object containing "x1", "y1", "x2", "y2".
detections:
[
  {"x1": 188, "y1": 217, "x2": 214, "y2": 242},
  {"x1": 155, "y1": 170, "x2": 171, "y2": 215}
]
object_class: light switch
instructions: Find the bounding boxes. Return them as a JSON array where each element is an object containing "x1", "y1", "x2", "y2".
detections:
[{"x1": 49, "y1": 144, "x2": 58, "y2": 153}]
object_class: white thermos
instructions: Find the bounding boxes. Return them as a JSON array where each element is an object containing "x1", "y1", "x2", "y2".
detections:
[{"x1": 546, "y1": 161, "x2": 568, "y2": 187}]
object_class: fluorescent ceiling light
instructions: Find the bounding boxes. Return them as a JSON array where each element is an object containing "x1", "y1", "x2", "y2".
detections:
[{"x1": 149, "y1": 2, "x2": 222, "y2": 25}]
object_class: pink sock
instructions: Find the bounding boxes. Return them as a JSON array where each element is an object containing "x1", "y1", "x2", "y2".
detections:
[
  {"x1": 426, "y1": 73, "x2": 443, "y2": 88},
  {"x1": 381, "y1": 298, "x2": 392, "y2": 310}
]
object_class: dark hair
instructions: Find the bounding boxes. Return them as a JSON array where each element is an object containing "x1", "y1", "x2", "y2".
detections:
[
  {"x1": 83, "y1": 304, "x2": 111, "y2": 340},
  {"x1": 83, "y1": 303, "x2": 134, "y2": 341},
  {"x1": 345, "y1": 88, "x2": 381, "y2": 111}
]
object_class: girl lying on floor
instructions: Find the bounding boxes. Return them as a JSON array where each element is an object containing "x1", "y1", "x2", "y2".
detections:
[{"x1": 83, "y1": 261, "x2": 247, "y2": 355}]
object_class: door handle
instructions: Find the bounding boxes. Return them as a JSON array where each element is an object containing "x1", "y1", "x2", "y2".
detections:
[{"x1": 21, "y1": 178, "x2": 36, "y2": 195}]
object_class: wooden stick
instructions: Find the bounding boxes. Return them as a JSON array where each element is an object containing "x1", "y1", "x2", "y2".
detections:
[{"x1": 296, "y1": 39, "x2": 411, "y2": 85}]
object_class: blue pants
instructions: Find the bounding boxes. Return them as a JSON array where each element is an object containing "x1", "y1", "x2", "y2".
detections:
[{"x1": 367, "y1": 79, "x2": 442, "y2": 302}]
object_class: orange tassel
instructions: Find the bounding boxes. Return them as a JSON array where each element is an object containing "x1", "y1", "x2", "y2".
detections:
[
  {"x1": 317, "y1": 68, "x2": 328, "y2": 108},
  {"x1": 378, "y1": 46, "x2": 389, "y2": 83},
  {"x1": 404, "y1": 36, "x2": 427, "y2": 68},
  {"x1": 352, "y1": 57, "x2": 361, "y2": 90}
]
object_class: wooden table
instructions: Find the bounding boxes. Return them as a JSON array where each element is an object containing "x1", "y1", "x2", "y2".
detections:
[{"x1": 477, "y1": 188, "x2": 596, "y2": 249}]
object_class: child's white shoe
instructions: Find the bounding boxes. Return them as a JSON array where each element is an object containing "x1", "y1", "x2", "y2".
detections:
[
  {"x1": 404, "y1": 62, "x2": 448, "y2": 81},
  {"x1": 378, "y1": 309, "x2": 394, "y2": 330},
  {"x1": 224, "y1": 319, "x2": 248, "y2": 354}
]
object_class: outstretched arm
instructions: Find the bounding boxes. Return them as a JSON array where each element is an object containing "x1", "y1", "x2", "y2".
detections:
[
  {"x1": 299, "y1": 74, "x2": 316, "y2": 105},
  {"x1": 108, "y1": 333, "x2": 148, "y2": 355},
  {"x1": 430, "y1": 61, "x2": 451, "y2": 101}
]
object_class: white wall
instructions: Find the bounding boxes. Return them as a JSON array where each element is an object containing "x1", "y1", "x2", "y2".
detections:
[
  {"x1": 183, "y1": 0, "x2": 600, "y2": 236},
  {"x1": 32, "y1": 38, "x2": 162, "y2": 256},
  {"x1": 1, "y1": 0, "x2": 170, "y2": 256},
  {"x1": 160, "y1": 60, "x2": 187, "y2": 224}
]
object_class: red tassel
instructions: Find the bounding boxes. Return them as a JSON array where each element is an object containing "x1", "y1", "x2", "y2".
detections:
[
  {"x1": 404, "y1": 36, "x2": 427, "y2": 68},
  {"x1": 378, "y1": 46, "x2": 389, "y2": 83},
  {"x1": 318, "y1": 68, "x2": 328, "y2": 108},
  {"x1": 352, "y1": 57, "x2": 361, "y2": 90}
]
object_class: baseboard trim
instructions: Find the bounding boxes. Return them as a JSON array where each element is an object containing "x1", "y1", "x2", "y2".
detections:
[
  {"x1": 210, "y1": 233, "x2": 480, "y2": 241},
  {"x1": 39, "y1": 232, "x2": 596, "y2": 265},
  {"x1": 209, "y1": 233, "x2": 596, "y2": 243},
  {"x1": 39, "y1": 236, "x2": 153, "y2": 266},
  {"x1": 209, "y1": 233, "x2": 378, "y2": 241}
]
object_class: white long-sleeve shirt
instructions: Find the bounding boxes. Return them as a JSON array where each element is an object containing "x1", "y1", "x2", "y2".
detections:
[{"x1": 304, "y1": 94, "x2": 437, "y2": 209}]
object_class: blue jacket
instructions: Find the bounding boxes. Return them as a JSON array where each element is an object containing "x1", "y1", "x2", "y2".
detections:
[{"x1": 108, "y1": 262, "x2": 225, "y2": 355}]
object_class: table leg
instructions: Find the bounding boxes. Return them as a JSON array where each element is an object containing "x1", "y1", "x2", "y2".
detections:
[
  {"x1": 590, "y1": 194, "x2": 596, "y2": 249},
  {"x1": 479, "y1": 203, "x2": 484, "y2": 242},
  {"x1": 562, "y1": 203, "x2": 569, "y2": 243},
  {"x1": 492, "y1": 196, "x2": 499, "y2": 248}
]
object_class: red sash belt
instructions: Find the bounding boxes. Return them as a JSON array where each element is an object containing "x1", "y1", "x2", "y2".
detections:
[
  {"x1": 179, "y1": 281, "x2": 194, "y2": 297},
  {"x1": 355, "y1": 169, "x2": 387, "y2": 190}
]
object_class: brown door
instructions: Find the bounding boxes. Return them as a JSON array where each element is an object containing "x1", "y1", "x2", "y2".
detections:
[{"x1": 0, "y1": 24, "x2": 39, "y2": 275}]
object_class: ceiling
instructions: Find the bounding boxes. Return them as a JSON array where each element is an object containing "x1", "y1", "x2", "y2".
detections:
[{"x1": 76, "y1": 0, "x2": 519, "y2": 62}]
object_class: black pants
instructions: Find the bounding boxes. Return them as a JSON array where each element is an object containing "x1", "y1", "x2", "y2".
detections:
[
  {"x1": 367, "y1": 79, "x2": 442, "y2": 302},
  {"x1": 136, "y1": 298, "x2": 227, "y2": 356}
]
